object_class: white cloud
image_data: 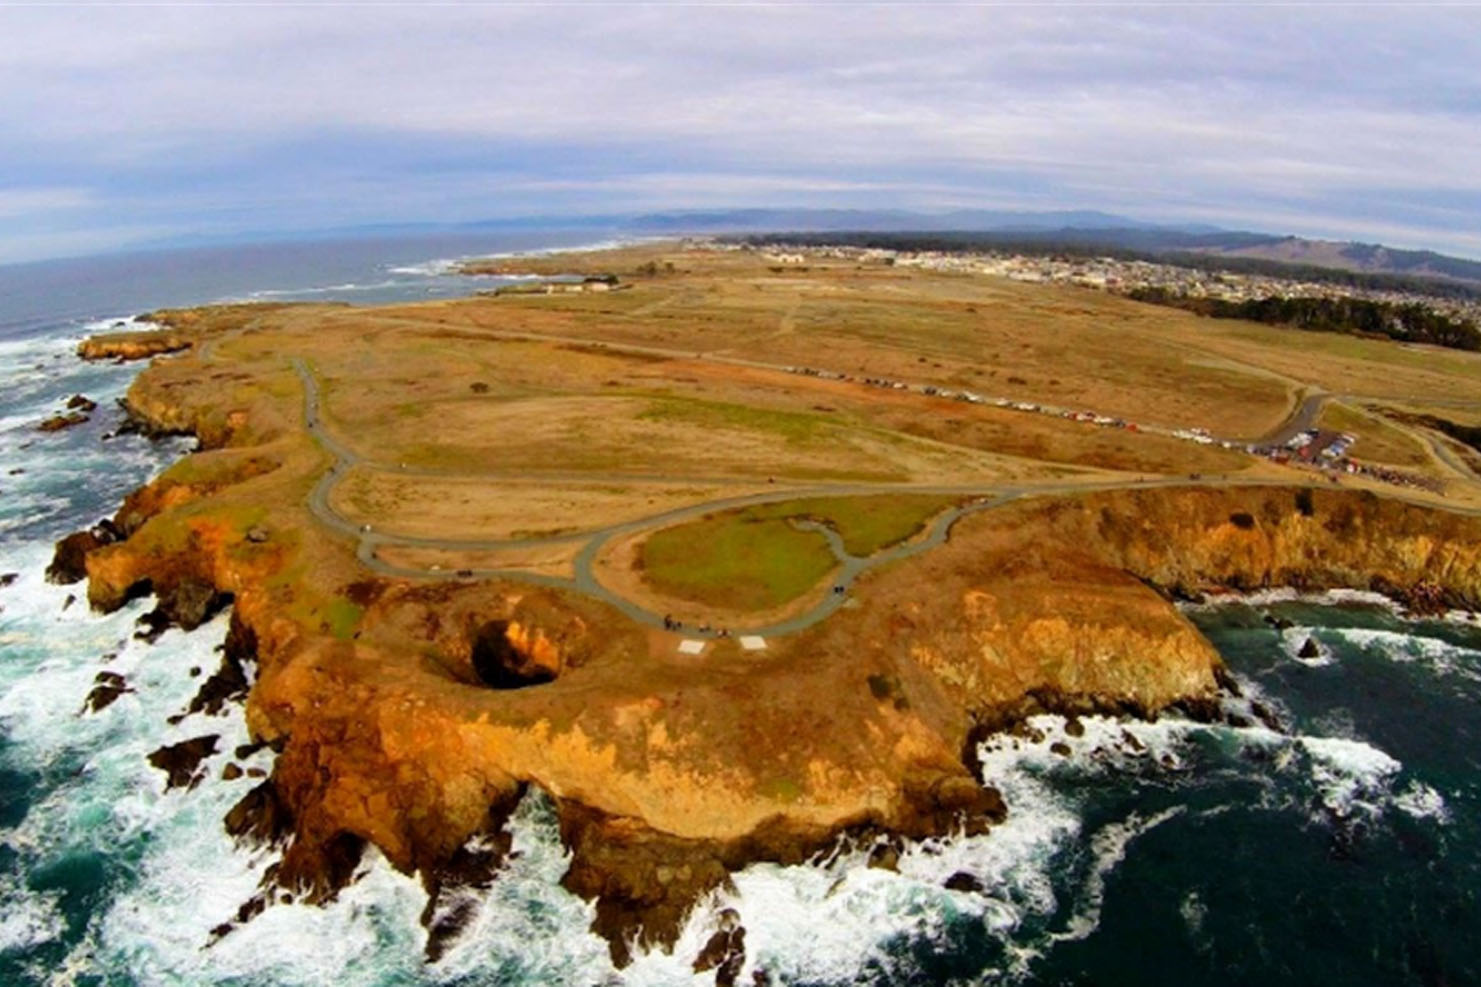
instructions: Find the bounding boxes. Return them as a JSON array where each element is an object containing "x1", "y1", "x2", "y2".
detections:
[
  {"x1": 0, "y1": 187, "x2": 95, "y2": 218},
  {"x1": 0, "y1": 1, "x2": 1478, "y2": 259}
]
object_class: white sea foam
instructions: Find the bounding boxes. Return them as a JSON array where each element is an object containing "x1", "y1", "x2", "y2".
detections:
[
  {"x1": 1395, "y1": 781, "x2": 1451, "y2": 823},
  {"x1": 0, "y1": 880, "x2": 63, "y2": 954},
  {"x1": 1332, "y1": 628, "x2": 1481, "y2": 684},
  {"x1": 387, "y1": 259, "x2": 463, "y2": 277},
  {"x1": 1184, "y1": 587, "x2": 1402, "y2": 615},
  {"x1": 1179, "y1": 889, "x2": 1207, "y2": 942},
  {"x1": 429, "y1": 791, "x2": 610, "y2": 984},
  {"x1": 1299, "y1": 735, "x2": 1402, "y2": 821},
  {"x1": 242, "y1": 278, "x2": 414, "y2": 298},
  {"x1": 1054, "y1": 806, "x2": 1185, "y2": 944}
]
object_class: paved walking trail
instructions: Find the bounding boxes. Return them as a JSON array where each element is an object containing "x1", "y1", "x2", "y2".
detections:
[{"x1": 287, "y1": 357, "x2": 1479, "y2": 641}]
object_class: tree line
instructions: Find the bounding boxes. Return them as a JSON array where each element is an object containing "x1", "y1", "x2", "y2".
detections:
[{"x1": 1127, "y1": 287, "x2": 1481, "y2": 352}]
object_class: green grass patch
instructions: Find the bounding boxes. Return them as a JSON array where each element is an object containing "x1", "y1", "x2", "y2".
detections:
[
  {"x1": 638, "y1": 493, "x2": 958, "y2": 611},
  {"x1": 322, "y1": 598, "x2": 363, "y2": 640},
  {"x1": 640, "y1": 514, "x2": 835, "y2": 611},
  {"x1": 742, "y1": 494, "x2": 960, "y2": 556}
]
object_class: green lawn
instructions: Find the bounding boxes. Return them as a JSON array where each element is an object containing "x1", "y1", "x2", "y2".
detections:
[
  {"x1": 639, "y1": 514, "x2": 835, "y2": 611},
  {"x1": 743, "y1": 494, "x2": 960, "y2": 556},
  {"x1": 638, "y1": 493, "x2": 959, "y2": 611}
]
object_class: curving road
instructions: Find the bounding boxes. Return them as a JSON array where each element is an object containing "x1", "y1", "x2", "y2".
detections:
[
  {"x1": 170, "y1": 289, "x2": 1481, "y2": 642},
  {"x1": 290, "y1": 359, "x2": 1479, "y2": 641}
]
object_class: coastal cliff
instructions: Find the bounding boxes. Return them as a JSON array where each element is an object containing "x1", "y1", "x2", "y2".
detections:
[
  {"x1": 48, "y1": 295, "x2": 1481, "y2": 967},
  {"x1": 58, "y1": 455, "x2": 1481, "y2": 963}
]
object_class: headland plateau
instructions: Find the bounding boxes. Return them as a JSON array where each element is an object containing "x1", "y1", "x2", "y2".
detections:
[{"x1": 51, "y1": 242, "x2": 1481, "y2": 970}]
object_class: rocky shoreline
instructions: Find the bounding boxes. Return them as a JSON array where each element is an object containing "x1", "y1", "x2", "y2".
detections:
[{"x1": 46, "y1": 320, "x2": 1481, "y2": 975}]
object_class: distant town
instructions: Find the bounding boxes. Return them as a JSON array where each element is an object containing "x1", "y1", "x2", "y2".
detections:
[{"x1": 731, "y1": 240, "x2": 1481, "y2": 329}]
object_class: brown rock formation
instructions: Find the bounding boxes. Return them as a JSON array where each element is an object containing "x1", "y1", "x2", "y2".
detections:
[
  {"x1": 78, "y1": 332, "x2": 192, "y2": 362},
  {"x1": 47, "y1": 520, "x2": 122, "y2": 584},
  {"x1": 82, "y1": 671, "x2": 134, "y2": 713},
  {"x1": 184, "y1": 613, "x2": 255, "y2": 717},
  {"x1": 693, "y1": 908, "x2": 747, "y2": 986},
  {"x1": 51, "y1": 312, "x2": 1481, "y2": 966},
  {"x1": 38, "y1": 412, "x2": 89, "y2": 432},
  {"x1": 148, "y1": 735, "x2": 220, "y2": 791}
]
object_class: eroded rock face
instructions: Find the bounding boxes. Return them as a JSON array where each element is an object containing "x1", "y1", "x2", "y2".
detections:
[
  {"x1": 184, "y1": 613, "x2": 255, "y2": 718},
  {"x1": 83, "y1": 671, "x2": 133, "y2": 713},
  {"x1": 38, "y1": 412, "x2": 89, "y2": 432},
  {"x1": 46, "y1": 520, "x2": 122, "y2": 584},
  {"x1": 471, "y1": 619, "x2": 559, "y2": 688},
  {"x1": 77, "y1": 333, "x2": 192, "y2": 362},
  {"x1": 69, "y1": 429, "x2": 1481, "y2": 968},
  {"x1": 693, "y1": 908, "x2": 747, "y2": 986},
  {"x1": 419, "y1": 786, "x2": 527, "y2": 962}
]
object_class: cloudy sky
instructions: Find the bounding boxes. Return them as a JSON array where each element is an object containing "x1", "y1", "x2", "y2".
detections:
[{"x1": 2, "y1": 0, "x2": 1478, "y2": 263}]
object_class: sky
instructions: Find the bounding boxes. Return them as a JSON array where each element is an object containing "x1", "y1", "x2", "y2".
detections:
[{"x1": 2, "y1": 0, "x2": 1479, "y2": 264}]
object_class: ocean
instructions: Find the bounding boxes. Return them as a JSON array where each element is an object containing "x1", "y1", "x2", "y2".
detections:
[{"x1": 1, "y1": 234, "x2": 1478, "y2": 986}]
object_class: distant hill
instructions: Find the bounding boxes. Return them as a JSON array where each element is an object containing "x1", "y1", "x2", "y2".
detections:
[
  {"x1": 622, "y1": 212, "x2": 1481, "y2": 287},
  {"x1": 1191, "y1": 236, "x2": 1481, "y2": 285},
  {"x1": 127, "y1": 208, "x2": 1481, "y2": 288},
  {"x1": 622, "y1": 207, "x2": 1185, "y2": 234}
]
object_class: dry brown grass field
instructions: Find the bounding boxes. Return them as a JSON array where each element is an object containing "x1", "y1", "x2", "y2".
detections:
[
  {"x1": 129, "y1": 241, "x2": 1481, "y2": 623},
  {"x1": 76, "y1": 242, "x2": 1481, "y2": 960}
]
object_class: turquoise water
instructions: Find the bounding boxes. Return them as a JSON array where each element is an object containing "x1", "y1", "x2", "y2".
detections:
[{"x1": 1, "y1": 238, "x2": 1478, "y2": 984}]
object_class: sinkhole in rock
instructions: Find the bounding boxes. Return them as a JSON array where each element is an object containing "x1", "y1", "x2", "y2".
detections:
[{"x1": 471, "y1": 619, "x2": 558, "y2": 689}]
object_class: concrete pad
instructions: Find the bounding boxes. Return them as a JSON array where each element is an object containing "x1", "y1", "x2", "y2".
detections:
[
  {"x1": 677, "y1": 639, "x2": 707, "y2": 655},
  {"x1": 739, "y1": 635, "x2": 767, "y2": 651}
]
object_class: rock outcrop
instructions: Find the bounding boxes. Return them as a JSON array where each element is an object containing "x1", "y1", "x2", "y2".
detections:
[
  {"x1": 148, "y1": 734, "x2": 220, "y2": 791},
  {"x1": 83, "y1": 671, "x2": 133, "y2": 713},
  {"x1": 38, "y1": 412, "x2": 89, "y2": 432},
  {"x1": 47, "y1": 519, "x2": 122, "y2": 584},
  {"x1": 78, "y1": 332, "x2": 192, "y2": 362}
]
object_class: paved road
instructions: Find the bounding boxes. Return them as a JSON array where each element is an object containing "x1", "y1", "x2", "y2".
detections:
[
  {"x1": 1259, "y1": 388, "x2": 1481, "y2": 484},
  {"x1": 165, "y1": 311, "x2": 1481, "y2": 644},
  {"x1": 290, "y1": 359, "x2": 1481, "y2": 641},
  {"x1": 1259, "y1": 390, "x2": 1331, "y2": 447}
]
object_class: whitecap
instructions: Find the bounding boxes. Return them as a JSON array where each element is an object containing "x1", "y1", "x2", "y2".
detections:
[
  {"x1": 1298, "y1": 735, "x2": 1401, "y2": 821},
  {"x1": 1331, "y1": 628, "x2": 1481, "y2": 684},
  {"x1": 0, "y1": 882, "x2": 64, "y2": 954},
  {"x1": 1052, "y1": 806, "x2": 1185, "y2": 944},
  {"x1": 1183, "y1": 586, "x2": 1402, "y2": 615},
  {"x1": 387, "y1": 259, "x2": 462, "y2": 277},
  {"x1": 1179, "y1": 889, "x2": 1207, "y2": 942},
  {"x1": 1393, "y1": 782, "x2": 1450, "y2": 824}
]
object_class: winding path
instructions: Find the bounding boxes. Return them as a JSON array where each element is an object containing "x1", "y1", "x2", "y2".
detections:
[{"x1": 292, "y1": 359, "x2": 1455, "y2": 641}]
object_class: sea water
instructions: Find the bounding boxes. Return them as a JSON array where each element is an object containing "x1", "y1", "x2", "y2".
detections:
[{"x1": 2, "y1": 236, "x2": 1478, "y2": 985}]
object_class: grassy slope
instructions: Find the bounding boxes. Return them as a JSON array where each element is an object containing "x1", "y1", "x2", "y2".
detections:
[{"x1": 1317, "y1": 402, "x2": 1432, "y2": 468}]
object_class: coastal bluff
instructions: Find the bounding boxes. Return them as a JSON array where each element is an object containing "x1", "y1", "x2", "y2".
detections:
[{"x1": 49, "y1": 280, "x2": 1481, "y2": 966}]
